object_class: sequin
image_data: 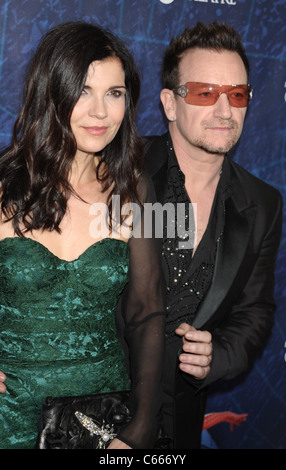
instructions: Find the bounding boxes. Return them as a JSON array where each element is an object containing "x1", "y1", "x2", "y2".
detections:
[{"x1": 162, "y1": 139, "x2": 226, "y2": 340}]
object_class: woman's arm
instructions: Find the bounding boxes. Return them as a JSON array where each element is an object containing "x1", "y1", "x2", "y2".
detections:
[
  {"x1": 0, "y1": 372, "x2": 6, "y2": 393},
  {"x1": 116, "y1": 175, "x2": 166, "y2": 449}
]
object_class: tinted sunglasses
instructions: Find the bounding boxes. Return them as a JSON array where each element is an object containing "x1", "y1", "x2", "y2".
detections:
[{"x1": 173, "y1": 82, "x2": 252, "y2": 108}]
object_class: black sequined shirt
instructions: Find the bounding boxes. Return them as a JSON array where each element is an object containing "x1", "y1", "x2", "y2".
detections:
[{"x1": 162, "y1": 138, "x2": 230, "y2": 341}]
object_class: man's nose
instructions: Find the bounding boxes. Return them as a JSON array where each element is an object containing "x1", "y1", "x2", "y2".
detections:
[{"x1": 213, "y1": 93, "x2": 232, "y2": 119}]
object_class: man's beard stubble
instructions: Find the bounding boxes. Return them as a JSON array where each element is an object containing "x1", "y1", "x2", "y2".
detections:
[{"x1": 195, "y1": 119, "x2": 241, "y2": 155}]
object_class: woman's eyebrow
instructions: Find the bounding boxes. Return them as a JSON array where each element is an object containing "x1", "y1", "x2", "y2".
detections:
[
  {"x1": 108, "y1": 85, "x2": 127, "y2": 90},
  {"x1": 83, "y1": 84, "x2": 126, "y2": 90}
]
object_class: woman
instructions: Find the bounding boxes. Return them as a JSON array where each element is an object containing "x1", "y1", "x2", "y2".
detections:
[{"x1": 0, "y1": 22, "x2": 165, "y2": 449}]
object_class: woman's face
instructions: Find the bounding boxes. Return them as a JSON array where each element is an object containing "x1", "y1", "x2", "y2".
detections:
[{"x1": 70, "y1": 57, "x2": 126, "y2": 159}]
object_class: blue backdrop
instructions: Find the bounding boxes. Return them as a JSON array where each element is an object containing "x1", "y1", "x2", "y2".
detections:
[{"x1": 0, "y1": 0, "x2": 285, "y2": 449}]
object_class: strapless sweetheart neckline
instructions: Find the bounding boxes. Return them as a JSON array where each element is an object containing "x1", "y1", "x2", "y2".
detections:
[{"x1": 0, "y1": 236, "x2": 128, "y2": 263}]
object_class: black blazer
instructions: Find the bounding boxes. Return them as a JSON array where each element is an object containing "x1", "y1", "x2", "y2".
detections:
[{"x1": 144, "y1": 133, "x2": 283, "y2": 447}]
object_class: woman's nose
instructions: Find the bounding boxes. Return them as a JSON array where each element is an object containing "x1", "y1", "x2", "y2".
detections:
[{"x1": 88, "y1": 96, "x2": 108, "y2": 119}]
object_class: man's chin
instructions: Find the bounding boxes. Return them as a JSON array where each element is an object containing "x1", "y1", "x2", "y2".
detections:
[{"x1": 197, "y1": 140, "x2": 237, "y2": 156}]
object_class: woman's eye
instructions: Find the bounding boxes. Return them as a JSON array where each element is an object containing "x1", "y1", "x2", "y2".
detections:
[{"x1": 108, "y1": 89, "x2": 123, "y2": 98}]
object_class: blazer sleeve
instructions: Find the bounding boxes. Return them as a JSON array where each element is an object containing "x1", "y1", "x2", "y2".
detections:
[{"x1": 201, "y1": 188, "x2": 283, "y2": 389}]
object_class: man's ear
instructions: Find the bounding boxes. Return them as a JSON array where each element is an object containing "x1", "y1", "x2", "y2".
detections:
[{"x1": 160, "y1": 88, "x2": 176, "y2": 122}]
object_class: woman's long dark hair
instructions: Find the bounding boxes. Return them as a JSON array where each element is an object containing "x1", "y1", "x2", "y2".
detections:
[{"x1": 0, "y1": 22, "x2": 142, "y2": 235}]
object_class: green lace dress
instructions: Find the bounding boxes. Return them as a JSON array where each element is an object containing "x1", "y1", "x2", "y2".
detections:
[
  {"x1": 0, "y1": 178, "x2": 165, "y2": 449},
  {"x1": 0, "y1": 237, "x2": 132, "y2": 449}
]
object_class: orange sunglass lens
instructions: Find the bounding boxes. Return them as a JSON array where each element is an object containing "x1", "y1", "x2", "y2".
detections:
[{"x1": 184, "y1": 83, "x2": 250, "y2": 107}]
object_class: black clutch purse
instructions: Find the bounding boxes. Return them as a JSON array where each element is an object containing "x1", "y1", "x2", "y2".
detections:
[
  {"x1": 36, "y1": 390, "x2": 171, "y2": 449},
  {"x1": 36, "y1": 391, "x2": 131, "y2": 449}
]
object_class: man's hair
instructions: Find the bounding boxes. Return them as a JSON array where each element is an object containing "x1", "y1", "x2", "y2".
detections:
[{"x1": 162, "y1": 21, "x2": 250, "y2": 90}]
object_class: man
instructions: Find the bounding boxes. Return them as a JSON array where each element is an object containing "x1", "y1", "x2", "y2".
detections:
[{"x1": 143, "y1": 22, "x2": 282, "y2": 448}]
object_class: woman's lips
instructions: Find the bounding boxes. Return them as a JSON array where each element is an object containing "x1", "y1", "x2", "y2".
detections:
[{"x1": 82, "y1": 126, "x2": 108, "y2": 136}]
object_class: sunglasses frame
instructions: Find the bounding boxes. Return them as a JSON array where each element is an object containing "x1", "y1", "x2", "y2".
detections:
[{"x1": 173, "y1": 82, "x2": 253, "y2": 107}]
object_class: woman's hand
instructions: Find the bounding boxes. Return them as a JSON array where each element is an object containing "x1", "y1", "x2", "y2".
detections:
[
  {"x1": 0, "y1": 371, "x2": 6, "y2": 393},
  {"x1": 107, "y1": 438, "x2": 132, "y2": 449}
]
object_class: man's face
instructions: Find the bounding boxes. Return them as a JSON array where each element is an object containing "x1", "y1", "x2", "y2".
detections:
[{"x1": 162, "y1": 48, "x2": 249, "y2": 158}]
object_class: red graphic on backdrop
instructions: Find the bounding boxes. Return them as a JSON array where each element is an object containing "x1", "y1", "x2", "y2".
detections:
[{"x1": 203, "y1": 412, "x2": 248, "y2": 431}]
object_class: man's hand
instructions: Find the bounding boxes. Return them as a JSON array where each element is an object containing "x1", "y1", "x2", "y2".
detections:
[
  {"x1": 0, "y1": 372, "x2": 6, "y2": 393},
  {"x1": 175, "y1": 323, "x2": 212, "y2": 380}
]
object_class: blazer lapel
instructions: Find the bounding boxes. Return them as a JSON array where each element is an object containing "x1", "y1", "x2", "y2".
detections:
[
  {"x1": 144, "y1": 134, "x2": 169, "y2": 204},
  {"x1": 192, "y1": 197, "x2": 256, "y2": 329},
  {"x1": 152, "y1": 161, "x2": 168, "y2": 204},
  {"x1": 145, "y1": 136, "x2": 258, "y2": 330}
]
